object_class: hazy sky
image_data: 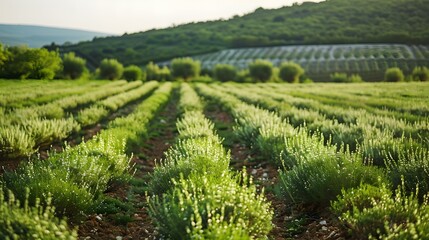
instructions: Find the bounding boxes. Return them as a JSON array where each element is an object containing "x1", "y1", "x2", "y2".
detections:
[{"x1": 0, "y1": 0, "x2": 322, "y2": 34}]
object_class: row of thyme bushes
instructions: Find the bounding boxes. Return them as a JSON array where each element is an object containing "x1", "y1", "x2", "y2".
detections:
[
  {"x1": 0, "y1": 83, "x2": 173, "y2": 238},
  {"x1": 147, "y1": 83, "x2": 273, "y2": 239},
  {"x1": 196, "y1": 83, "x2": 429, "y2": 239},
  {"x1": 0, "y1": 81, "x2": 143, "y2": 160}
]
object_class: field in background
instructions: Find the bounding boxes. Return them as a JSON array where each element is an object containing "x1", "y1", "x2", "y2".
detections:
[{"x1": 160, "y1": 44, "x2": 429, "y2": 82}]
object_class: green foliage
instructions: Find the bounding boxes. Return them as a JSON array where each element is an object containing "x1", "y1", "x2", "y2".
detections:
[
  {"x1": 385, "y1": 67, "x2": 404, "y2": 82},
  {"x1": 60, "y1": 0, "x2": 429, "y2": 67},
  {"x1": 76, "y1": 105, "x2": 109, "y2": 127},
  {"x1": 279, "y1": 61, "x2": 304, "y2": 83},
  {"x1": 278, "y1": 153, "x2": 387, "y2": 208},
  {"x1": 0, "y1": 46, "x2": 62, "y2": 80},
  {"x1": 330, "y1": 72, "x2": 363, "y2": 83},
  {"x1": 0, "y1": 125, "x2": 35, "y2": 159},
  {"x1": 99, "y1": 58, "x2": 124, "y2": 80},
  {"x1": 177, "y1": 83, "x2": 204, "y2": 114},
  {"x1": 62, "y1": 52, "x2": 87, "y2": 79},
  {"x1": 332, "y1": 184, "x2": 429, "y2": 239},
  {"x1": 2, "y1": 133, "x2": 130, "y2": 219},
  {"x1": 122, "y1": 65, "x2": 144, "y2": 81},
  {"x1": 145, "y1": 62, "x2": 171, "y2": 81},
  {"x1": 0, "y1": 188, "x2": 77, "y2": 239},
  {"x1": 348, "y1": 74, "x2": 363, "y2": 82},
  {"x1": 411, "y1": 66, "x2": 429, "y2": 81},
  {"x1": 148, "y1": 172, "x2": 273, "y2": 239},
  {"x1": 213, "y1": 64, "x2": 237, "y2": 82},
  {"x1": 171, "y1": 58, "x2": 201, "y2": 80},
  {"x1": 248, "y1": 59, "x2": 273, "y2": 82},
  {"x1": 330, "y1": 72, "x2": 348, "y2": 82}
]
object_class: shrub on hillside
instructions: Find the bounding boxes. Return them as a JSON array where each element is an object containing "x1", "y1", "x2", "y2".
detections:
[
  {"x1": 330, "y1": 72, "x2": 363, "y2": 83},
  {"x1": 146, "y1": 62, "x2": 171, "y2": 81},
  {"x1": 248, "y1": 59, "x2": 273, "y2": 82},
  {"x1": 99, "y1": 58, "x2": 124, "y2": 80},
  {"x1": 384, "y1": 67, "x2": 404, "y2": 82},
  {"x1": 0, "y1": 46, "x2": 62, "y2": 80},
  {"x1": 213, "y1": 64, "x2": 237, "y2": 82},
  {"x1": 62, "y1": 52, "x2": 87, "y2": 79},
  {"x1": 171, "y1": 57, "x2": 201, "y2": 81},
  {"x1": 122, "y1": 65, "x2": 144, "y2": 81},
  {"x1": 279, "y1": 61, "x2": 304, "y2": 83},
  {"x1": 411, "y1": 66, "x2": 429, "y2": 81}
]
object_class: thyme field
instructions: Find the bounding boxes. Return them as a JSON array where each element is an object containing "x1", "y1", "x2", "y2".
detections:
[{"x1": 0, "y1": 80, "x2": 428, "y2": 239}]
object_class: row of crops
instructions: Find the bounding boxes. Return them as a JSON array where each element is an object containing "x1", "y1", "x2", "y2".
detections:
[
  {"x1": 0, "y1": 80, "x2": 428, "y2": 238},
  {"x1": 0, "y1": 80, "x2": 159, "y2": 159},
  {"x1": 158, "y1": 44, "x2": 429, "y2": 81},
  {"x1": 194, "y1": 82, "x2": 429, "y2": 238}
]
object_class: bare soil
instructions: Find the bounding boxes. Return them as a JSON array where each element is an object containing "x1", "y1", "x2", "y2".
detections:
[{"x1": 77, "y1": 91, "x2": 178, "y2": 240}]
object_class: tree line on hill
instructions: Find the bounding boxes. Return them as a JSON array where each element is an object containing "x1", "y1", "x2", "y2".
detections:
[
  {"x1": 55, "y1": 0, "x2": 429, "y2": 68},
  {"x1": 1, "y1": 43, "x2": 427, "y2": 82}
]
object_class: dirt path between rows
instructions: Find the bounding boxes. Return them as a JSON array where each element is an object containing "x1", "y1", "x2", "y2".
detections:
[{"x1": 77, "y1": 90, "x2": 178, "y2": 240}]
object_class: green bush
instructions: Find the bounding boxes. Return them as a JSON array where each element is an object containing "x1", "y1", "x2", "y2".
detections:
[
  {"x1": 0, "y1": 188, "x2": 77, "y2": 239},
  {"x1": 2, "y1": 133, "x2": 130, "y2": 219},
  {"x1": 62, "y1": 52, "x2": 87, "y2": 79},
  {"x1": 385, "y1": 145, "x2": 429, "y2": 200},
  {"x1": 0, "y1": 46, "x2": 62, "y2": 80},
  {"x1": 178, "y1": 84, "x2": 204, "y2": 115},
  {"x1": 0, "y1": 125, "x2": 35, "y2": 159},
  {"x1": 384, "y1": 67, "x2": 404, "y2": 82},
  {"x1": 148, "y1": 134, "x2": 230, "y2": 196},
  {"x1": 248, "y1": 59, "x2": 273, "y2": 82},
  {"x1": 348, "y1": 74, "x2": 363, "y2": 82},
  {"x1": 145, "y1": 62, "x2": 171, "y2": 81},
  {"x1": 330, "y1": 73, "x2": 363, "y2": 83},
  {"x1": 171, "y1": 57, "x2": 201, "y2": 81},
  {"x1": 213, "y1": 64, "x2": 237, "y2": 82},
  {"x1": 122, "y1": 65, "x2": 144, "y2": 81},
  {"x1": 77, "y1": 105, "x2": 109, "y2": 127},
  {"x1": 411, "y1": 66, "x2": 429, "y2": 81},
  {"x1": 332, "y1": 184, "x2": 429, "y2": 239},
  {"x1": 330, "y1": 72, "x2": 348, "y2": 82},
  {"x1": 99, "y1": 58, "x2": 124, "y2": 80},
  {"x1": 148, "y1": 172, "x2": 273, "y2": 239},
  {"x1": 279, "y1": 61, "x2": 304, "y2": 83},
  {"x1": 278, "y1": 154, "x2": 387, "y2": 208}
]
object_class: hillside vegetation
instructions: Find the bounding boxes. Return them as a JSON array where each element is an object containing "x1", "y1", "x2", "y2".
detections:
[{"x1": 58, "y1": 0, "x2": 429, "y2": 68}]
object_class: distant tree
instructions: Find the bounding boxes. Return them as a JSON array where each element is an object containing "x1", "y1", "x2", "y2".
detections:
[
  {"x1": 384, "y1": 67, "x2": 404, "y2": 82},
  {"x1": 146, "y1": 62, "x2": 171, "y2": 81},
  {"x1": 330, "y1": 72, "x2": 348, "y2": 83},
  {"x1": 331, "y1": 72, "x2": 363, "y2": 83},
  {"x1": 249, "y1": 59, "x2": 273, "y2": 82},
  {"x1": 213, "y1": 64, "x2": 237, "y2": 82},
  {"x1": 411, "y1": 66, "x2": 429, "y2": 81},
  {"x1": 1, "y1": 46, "x2": 62, "y2": 80},
  {"x1": 348, "y1": 74, "x2": 363, "y2": 83},
  {"x1": 171, "y1": 57, "x2": 201, "y2": 81},
  {"x1": 99, "y1": 58, "x2": 124, "y2": 80},
  {"x1": 62, "y1": 52, "x2": 87, "y2": 79},
  {"x1": 123, "y1": 65, "x2": 144, "y2": 81},
  {"x1": 279, "y1": 62, "x2": 304, "y2": 83},
  {"x1": 0, "y1": 43, "x2": 8, "y2": 72}
]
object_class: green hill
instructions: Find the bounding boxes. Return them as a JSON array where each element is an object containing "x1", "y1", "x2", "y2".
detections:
[
  {"x1": 58, "y1": 0, "x2": 429, "y2": 68},
  {"x1": 0, "y1": 24, "x2": 113, "y2": 48}
]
